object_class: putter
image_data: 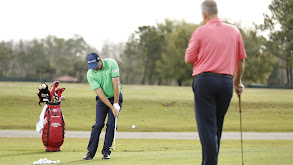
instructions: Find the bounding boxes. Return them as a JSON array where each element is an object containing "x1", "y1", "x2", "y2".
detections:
[
  {"x1": 239, "y1": 96, "x2": 244, "y2": 165},
  {"x1": 112, "y1": 117, "x2": 118, "y2": 150}
]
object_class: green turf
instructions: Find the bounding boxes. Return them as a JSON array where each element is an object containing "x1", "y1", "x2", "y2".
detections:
[
  {"x1": 0, "y1": 138, "x2": 292, "y2": 165},
  {"x1": 0, "y1": 82, "x2": 293, "y2": 132}
]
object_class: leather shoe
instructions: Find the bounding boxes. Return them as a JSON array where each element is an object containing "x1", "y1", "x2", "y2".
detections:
[
  {"x1": 102, "y1": 154, "x2": 110, "y2": 160},
  {"x1": 83, "y1": 152, "x2": 94, "y2": 160}
]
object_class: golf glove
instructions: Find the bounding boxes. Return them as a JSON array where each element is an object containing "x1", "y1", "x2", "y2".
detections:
[{"x1": 113, "y1": 103, "x2": 120, "y2": 112}]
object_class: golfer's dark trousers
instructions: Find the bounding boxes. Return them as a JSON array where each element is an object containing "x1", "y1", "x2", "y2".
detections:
[
  {"x1": 192, "y1": 72, "x2": 233, "y2": 165},
  {"x1": 87, "y1": 93, "x2": 123, "y2": 156}
]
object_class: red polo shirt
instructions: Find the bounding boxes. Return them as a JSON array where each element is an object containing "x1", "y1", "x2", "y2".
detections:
[{"x1": 185, "y1": 18, "x2": 247, "y2": 76}]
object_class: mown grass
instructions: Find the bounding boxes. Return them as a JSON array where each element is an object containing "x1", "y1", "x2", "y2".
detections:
[
  {"x1": 0, "y1": 82, "x2": 293, "y2": 132},
  {"x1": 0, "y1": 137, "x2": 292, "y2": 165}
]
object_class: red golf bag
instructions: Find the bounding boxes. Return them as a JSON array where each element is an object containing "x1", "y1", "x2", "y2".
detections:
[
  {"x1": 42, "y1": 103, "x2": 65, "y2": 152},
  {"x1": 37, "y1": 81, "x2": 66, "y2": 152}
]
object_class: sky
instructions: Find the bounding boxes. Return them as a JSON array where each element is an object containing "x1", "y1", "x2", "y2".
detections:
[{"x1": 0, "y1": 0, "x2": 272, "y2": 50}]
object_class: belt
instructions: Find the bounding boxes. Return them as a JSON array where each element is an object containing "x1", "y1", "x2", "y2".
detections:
[
  {"x1": 197, "y1": 72, "x2": 233, "y2": 79},
  {"x1": 96, "y1": 92, "x2": 123, "y2": 100}
]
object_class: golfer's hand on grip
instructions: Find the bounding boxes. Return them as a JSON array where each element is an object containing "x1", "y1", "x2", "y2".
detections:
[
  {"x1": 113, "y1": 103, "x2": 120, "y2": 112},
  {"x1": 111, "y1": 107, "x2": 119, "y2": 117},
  {"x1": 234, "y1": 82, "x2": 244, "y2": 97},
  {"x1": 112, "y1": 103, "x2": 120, "y2": 117}
]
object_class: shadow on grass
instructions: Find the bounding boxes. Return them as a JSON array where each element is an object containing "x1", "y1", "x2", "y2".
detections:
[
  {"x1": 0, "y1": 151, "x2": 49, "y2": 158},
  {"x1": 0, "y1": 151, "x2": 93, "y2": 164},
  {"x1": 61, "y1": 160, "x2": 94, "y2": 164},
  {"x1": 122, "y1": 149, "x2": 145, "y2": 152}
]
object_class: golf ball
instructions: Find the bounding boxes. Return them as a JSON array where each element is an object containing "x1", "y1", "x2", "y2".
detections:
[{"x1": 132, "y1": 125, "x2": 135, "y2": 128}]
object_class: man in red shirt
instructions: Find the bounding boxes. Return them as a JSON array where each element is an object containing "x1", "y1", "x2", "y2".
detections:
[{"x1": 185, "y1": 0, "x2": 246, "y2": 164}]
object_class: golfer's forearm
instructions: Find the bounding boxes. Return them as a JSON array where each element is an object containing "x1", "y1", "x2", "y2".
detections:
[
  {"x1": 185, "y1": 31, "x2": 199, "y2": 64},
  {"x1": 95, "y1": 88, "x2": 114, "y2": 110},
  {"x1": 234, "y1": 59, "x2": 245, "y2": 84},
  {"x1": 185, "y1": 49, "x2": 198, "y2": 64},
  {"x1": 112, "y1": 77, "x2": 119, "y2": 104}
]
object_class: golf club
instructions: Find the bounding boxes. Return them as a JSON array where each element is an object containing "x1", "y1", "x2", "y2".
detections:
[
  {"x1": 239, "y1": 96, "x2": 244, "y2": 165},
  {"x1": 112, "y1": 117, "x2": 118, "y2": 150}
]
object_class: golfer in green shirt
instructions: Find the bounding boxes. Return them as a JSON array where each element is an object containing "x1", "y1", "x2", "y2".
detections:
[{"x1": 83, "y1": 52, "x2": 123, "y2": 160}]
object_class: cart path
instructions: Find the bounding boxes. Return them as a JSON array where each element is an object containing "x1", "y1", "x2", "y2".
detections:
[{"x1": 1, "y1": 130, "x2": 293, "y2": 140}]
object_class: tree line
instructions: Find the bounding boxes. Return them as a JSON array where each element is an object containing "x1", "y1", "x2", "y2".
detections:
[
  {"x1": 0, "y1": 0, "x2": 292, "y2": 87},
  {"x1": 0, "y1": 35, "x2": 97, "y2": 83},
  {"x1": 118, "y1": 20, "x2": 278, "y2": 86}
]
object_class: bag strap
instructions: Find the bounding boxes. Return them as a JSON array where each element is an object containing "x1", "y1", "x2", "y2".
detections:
[
  {"x1": 61, "y1": 110, "x2": 65, "y2": 140},
  {"x1": 46, "y1": 108, "x2": 50, "y2": 146}
]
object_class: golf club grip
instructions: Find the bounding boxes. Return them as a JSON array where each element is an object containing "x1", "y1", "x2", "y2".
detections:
[{"x1": 239, "y1": 96, "x2": 242, "y2": 113}]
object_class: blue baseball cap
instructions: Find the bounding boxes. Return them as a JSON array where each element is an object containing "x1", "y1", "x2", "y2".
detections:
[{"x1": 87, "y1": 53, "x2": 100, "y2": 70}]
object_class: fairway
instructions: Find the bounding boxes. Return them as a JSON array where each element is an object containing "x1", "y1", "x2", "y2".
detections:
[
  {"x1": 0, "y1": 138, "x2": 292, "y2": 165},
  {"x1": 0, "y1": 82, "x2": 293, "y2": 164},
  {"x1": 0, "y1": 82, "x2": 293, "y2": 132}
]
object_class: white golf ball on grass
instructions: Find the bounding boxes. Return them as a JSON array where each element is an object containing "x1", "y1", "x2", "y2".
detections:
[{"x1": 132, "y1": 125, "x2": 135, "y2": 128}]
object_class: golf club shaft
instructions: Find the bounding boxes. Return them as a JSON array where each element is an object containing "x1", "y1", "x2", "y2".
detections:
[
  {"x1": 239, "y1": 96, "x2": 244, "y2": 165},
  {"x1": 113, "y1": 117, "x2": 117, "y2": 150}
]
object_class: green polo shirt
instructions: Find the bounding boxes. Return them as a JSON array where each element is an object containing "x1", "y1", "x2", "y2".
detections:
[{"x1": 87, "y1": 58, "x2": 122, "y2": 98}]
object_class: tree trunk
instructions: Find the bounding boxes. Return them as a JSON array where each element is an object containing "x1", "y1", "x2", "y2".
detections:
[
  {"x1": 148, "y1": 63, "x2": 154, "y2": 85},
  {"x1": 141, "y1": 65, "x2": 146, "y2": 85},
  {"x1": 177, "y1": 79, "x2": 183, "y2": 86},
  {"x1": 286, "y1": 61, "x2": 292, "y2": 86},
  {"x1": 141, "y1": 59, "x2": 148, "y2": 85},
  {"x1": 0, "y1": 68, "x2": 3, "y2": 80},
  {"x1": 286, "y1": 68, "x2": 289, "y2": 86},
  {"x1": 289, "y1": 65, "x2": 293, "y2": 86},
  {"x1": 158, "y1": 78, "x2": 162, "y2": 85}
]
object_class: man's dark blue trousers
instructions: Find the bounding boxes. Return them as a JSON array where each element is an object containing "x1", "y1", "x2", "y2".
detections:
[
  {"x1": 192, "y1": 72, "x2": 233, "y2": 165},
  {"x1": 87, "y1": 93, "x2": 123, "y2": 156}
]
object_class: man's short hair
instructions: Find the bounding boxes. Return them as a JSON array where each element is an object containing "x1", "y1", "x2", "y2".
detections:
[{"x1": 201, "y1": 0, "x2": 218, "y2": 15}]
